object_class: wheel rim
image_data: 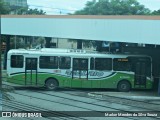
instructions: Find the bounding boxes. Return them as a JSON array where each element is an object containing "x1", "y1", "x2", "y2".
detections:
[
  {"x1": 121, "y1": 84, "x2": 127, "y2": 90},
  {"x1": 47, "y1": 81, "x2": 56, "y2": 89}
]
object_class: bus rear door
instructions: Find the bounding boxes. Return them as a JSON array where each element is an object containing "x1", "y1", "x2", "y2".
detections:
[
  {"x1": 134, "y1": 61, "x2": 147, "y2": 88},
  {"x1": 25, "y1": 58, "x2": 38, "y2": 85}
]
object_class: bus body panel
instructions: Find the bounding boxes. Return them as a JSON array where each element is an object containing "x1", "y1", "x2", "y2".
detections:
[
  {"x1": 6, "y1": 48, "x2": 153, "y2": 90},
  {"x1": 7, "y1": 71, "x2": 153, "y2": 89}
]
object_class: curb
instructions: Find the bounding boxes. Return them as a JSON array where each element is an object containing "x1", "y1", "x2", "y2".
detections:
[{"x1": 88, "y1": 92, "x2": 160, "y2": 100}]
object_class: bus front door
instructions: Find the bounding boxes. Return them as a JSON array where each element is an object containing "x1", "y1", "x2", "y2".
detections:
[
  {"x1": 72, "y1": 58, "x2": 89, "y2": 87},
  {"x1": 25, "y1": 58, "x2": 38, "y2": 85},
  {"x1": 134, "y1": 62, "x2": 147, "y2": 88}
]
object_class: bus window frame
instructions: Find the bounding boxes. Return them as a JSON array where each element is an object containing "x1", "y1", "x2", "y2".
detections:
[
  {"x1": 39, "y1": 56, "x2": 58, "y2": 69},
  {"x1": 59, "y1": 56, "x2": 71, "y2": 69},
  {"x1": 11, "y1": 55, "x2": 24, "y2": 68}
]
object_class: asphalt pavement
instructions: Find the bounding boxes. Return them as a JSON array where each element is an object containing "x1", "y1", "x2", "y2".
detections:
[{"x1": 88, "y1": 90, "x2": 160, "y2": 100}]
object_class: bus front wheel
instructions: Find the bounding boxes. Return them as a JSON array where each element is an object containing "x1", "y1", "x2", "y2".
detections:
[
  {"x1": 117, "y1": 81, "x2": 131, "y2": 92},
  {"x1": 46, "y1": 78, "x2": 59, "y2": 90}
]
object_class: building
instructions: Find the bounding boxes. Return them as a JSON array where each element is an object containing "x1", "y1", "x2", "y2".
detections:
[
  {"x1": 3, "y1": 0, "x2": 27, "y2": 7},
  {"x1": 33, "y1": 38, "x2": 95, "y2": 50},
  {"x1": 3, "y1": 0, "x2": 28, "y2": 14}
]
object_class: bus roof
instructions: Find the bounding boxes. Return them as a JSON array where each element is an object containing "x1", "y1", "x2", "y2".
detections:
[{"x1": 8, "y1": 48, "x2": 150, "y2": 58}]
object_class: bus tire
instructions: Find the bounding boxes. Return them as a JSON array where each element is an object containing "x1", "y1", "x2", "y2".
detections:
[
  {"x1": 117, "y1": 80, "x2": 131, "y2": 92},
  {"x1": 45, "y1": 78, "x2": 59, "y2": 90}
]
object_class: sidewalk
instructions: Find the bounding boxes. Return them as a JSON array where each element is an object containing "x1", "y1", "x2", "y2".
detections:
[{"x1": 88, "y1": 91, "x2": 160, "y2": 100}]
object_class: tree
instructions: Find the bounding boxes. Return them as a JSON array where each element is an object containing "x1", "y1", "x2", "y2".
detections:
[
  {"x1": 25, "y1": 8, "x2": 46, "y2": 15},
  {"x1": 74, "y1": 0, "x2": 151, "y2": 51},
  {"x1": 16, "y1": 8, "x2": 46, "y2": 15},
  {"x1": 0, "y1": 0, "x2": 46, "y2": 15},
  {"x1": 0, "y1": 0, "x2": 10, "y2": 14},
  {"x1": 152, "y1": 9, "x2": 160, "y2": 15},
  {"x1": 74, "y1": 0, "x2": 151, "y2": 15}
]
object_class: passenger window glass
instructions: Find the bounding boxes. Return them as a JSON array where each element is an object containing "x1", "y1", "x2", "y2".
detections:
[
  {"x1": 26, "y1": 58, "x2": 37, "y2": 70},
  {"x1": 40, "y1": 56, "x2": 58, "y2": 69},
  {"x1": 113, "y1": 58, "x2": 131, "y2": 71},
  {"x1": 11, "y1": 55, "x2": 24, "y2": 68},
  {"x1": 73, "y1": 59, "x2": 88, "y2": 70},
  {"x1": 95, "y1": 58, "x2": 112, "y2": 70},
  {"x1": 59, "y1": 57, "x2": 71, "y2": 69}
]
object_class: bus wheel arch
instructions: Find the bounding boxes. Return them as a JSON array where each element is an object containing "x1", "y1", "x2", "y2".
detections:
[
  {"x1": 45, "y1": 78, "x2": 59, "y2": 90},
  {"x1": 117, "y1": 80, "x2": 131, "y2": 92}
]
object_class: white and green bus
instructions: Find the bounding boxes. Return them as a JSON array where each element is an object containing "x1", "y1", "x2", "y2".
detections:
[{"x1": 7, "y1": 48, "x2": 153, "y2": 92}]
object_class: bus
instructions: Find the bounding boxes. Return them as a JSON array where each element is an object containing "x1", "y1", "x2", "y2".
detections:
[{"x1": 7, "y1": 48, "x2": 153, "y2": 92}]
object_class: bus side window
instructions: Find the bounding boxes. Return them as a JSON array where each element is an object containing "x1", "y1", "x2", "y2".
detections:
[
  {"x1": 11, "y1": 55, "x2": 24, "y2": 68},
  {"x1": 73, "y1": 59, "x2": 88, "y2": 70},
  {"x1": 59, "y1": 57, "x2": 71, "y2": 69},
  {"x1": 113, "y1": 58, "x2": 131, "y2": 71},
  {"x1": 40, "y1": 56, "x2": 58, "y2": 69},
  {"x1": 95, "y1": 58, "x2": 112, "y2": 70},
  {"x1": 50, "y1": 56, "x2": 58, "y2": 68}
]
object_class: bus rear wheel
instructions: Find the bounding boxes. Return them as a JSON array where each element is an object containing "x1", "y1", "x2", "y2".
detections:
[
  {"x1": 46, "y1": 78, "x2": 59, "y2": 90},
  {"x1": 117, "y1": 81, "x2": 131, "y2": 92}
]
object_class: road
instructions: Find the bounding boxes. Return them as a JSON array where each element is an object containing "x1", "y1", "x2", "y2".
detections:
[{"x1": 2, "y1": 86, "x2": 160, "y2": 120}]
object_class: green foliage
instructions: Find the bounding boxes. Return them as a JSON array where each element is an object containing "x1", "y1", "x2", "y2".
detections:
[
  {"x1": 152, "y1": 9, "x2": 160, "y2": 15},
  {"x1": 16, "y1": 7, "x2": 28, "y2": 15},
  {"x1": 17, "y1": 8, "x2": 46, "y2": 15},
  {"x1": 0, "y1": 0, "x2": 10, "y2": 14},
  {"x1": 25, "y1": 8, "x2": 46, "y2": 15},
  {"x1": 0, "y1": 0, "x2": 46, "y2": 15},
  {"x1": 73, "y1": 0, "x2": 155, "y2": 49},
  {"x1": 74, "y1": 0, "x2": 151, "y2": 15}
]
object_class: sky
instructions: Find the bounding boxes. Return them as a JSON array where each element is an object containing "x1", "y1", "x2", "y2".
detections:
[{"x1": 27, "y1": 0, "x2": 160, "y2": 15}]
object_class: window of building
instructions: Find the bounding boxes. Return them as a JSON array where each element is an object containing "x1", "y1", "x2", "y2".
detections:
[
  {"x1": 95, "y1": 58, "x2": 112, "y2": 70},
  {"x1": 11, "y1": 55, "x2": 24, "y2": 68},
  {"x1": 40, "y1": 56, "x2": 58, "y2": 69},
  {"x1": 59, "y1": 57, "x2": 71, "y2": 69}
]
